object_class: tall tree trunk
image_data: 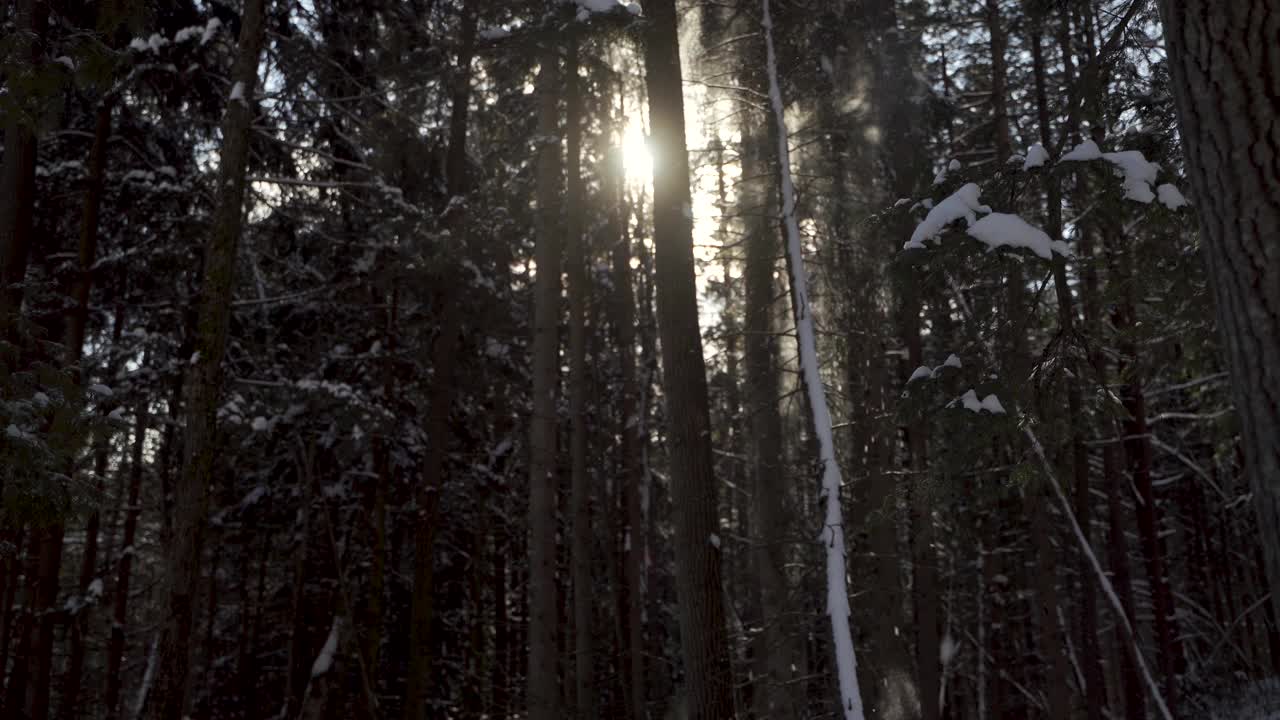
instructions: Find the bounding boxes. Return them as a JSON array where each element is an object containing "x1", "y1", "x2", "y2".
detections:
[
  {"x1": 608, "y1": 124, "x2": 646, "y2": 720},
  {"x1": 58, "y1": 94, "x2": 116, "y2": 720},
  {"x1": 526, "y1": 15, "x2": 564, "y2": 720},
  {"x1": 1029, "y1": 22, "x2": 1105, "y2": 720},
  {"x1": 641, "y1": 0, "x2": 735, "y2": 716},
  {"x1": 1111, "y1": 236, "x2": 1182, "y2": 711},
  {"x1": 564, "y1": 34, "x2": 595, "y2": 720},
  {"x1": 104, "y1": 404, "x2": 144, "y2": 720},
  {"x1": 0, "y1": 0, "x2": 46, "y2": 337},
  {"x1": 402, "y1": 5, "x2": 476, "y2": 717},
  {"x1": 146, "y1": 1, "x2": 268, "y2": 715},
  {"x1": 740, "y1": 124, "x2": 798, "y2": 720},
  {"x1": 1157, "y1": 0, "x2": 1280, "y2": 631}
]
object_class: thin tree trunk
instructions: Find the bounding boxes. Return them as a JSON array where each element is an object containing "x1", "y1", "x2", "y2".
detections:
[
  {"x1": 146, "y1": 1, "x2": 268, "y2": 715},
  {"x1": 58, "y1": 94, "x2": 116, "y2": 720},
  {"x1": 564, "y1": 34, "x2": 595, "y2": 720},
  {"x1": 741, "y1": 124, "x2": 797, "y2": 720},
  {"x1": 642, "y1": 0, "x2": 735, "y2": 715},
  {"x1": 103, "y1": 406, "x2": 146, "y2": 719},
  {"x1": 609, "y1": 120, "x2": 645, "y2": 720},
  {"x1": 1157, "y1": 0, "x2": 1280, "y2": 633},
  {"x1": 761, "y1": 2, "x2": 865, "y2": 716},
  {"x1": 402, "y1": 5, "x2": 476, "y2": 717},
  {"x1": 1030, "y1": 22, "x2": 1104, "y2": 719}
]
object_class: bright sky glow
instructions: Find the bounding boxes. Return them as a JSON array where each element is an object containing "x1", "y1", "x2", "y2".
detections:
[{"x1": 620, "y1": 117, "x2": 654, "y2": 187}]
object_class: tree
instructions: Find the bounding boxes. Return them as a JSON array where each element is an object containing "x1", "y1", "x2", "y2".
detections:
[
  {"x1": 1158, "y1": 0, "x2": 1280, "y2": 627},
  {"x1": 147, "y1": 1, "x2": 269, "y2": 715},
  {"x1": 641, "y1": 0, "x2": 735, "y2": 715},
  {"x1": 526, "y1": 12, "x2": 564, "y2": 720}
]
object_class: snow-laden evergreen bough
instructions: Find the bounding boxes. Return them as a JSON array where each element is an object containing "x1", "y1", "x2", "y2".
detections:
[{"x1": 761, "y1": 1, "x2": 865, "y2": 717}]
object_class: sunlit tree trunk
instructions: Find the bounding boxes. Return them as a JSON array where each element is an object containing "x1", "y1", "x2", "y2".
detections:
[{"x1": 642, "y1": 0, "x2": 735, "y2": 715}]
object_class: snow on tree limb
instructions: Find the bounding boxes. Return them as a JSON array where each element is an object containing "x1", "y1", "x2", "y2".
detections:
[{"x1": 763, "y1": 1, "x2": 865, "y2": 716}]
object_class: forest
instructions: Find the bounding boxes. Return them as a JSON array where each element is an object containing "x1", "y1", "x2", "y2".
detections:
[{"x1": 1, "y1": 0, "x2": 1279, "y2": 718}]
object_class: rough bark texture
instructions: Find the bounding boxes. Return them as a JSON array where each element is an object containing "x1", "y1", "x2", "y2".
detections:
[
  {"x1": 642, "y1": 0, "x2": 735, "y2": 716},
  {"x1": 145, "y1": 2, "x2": 268, "y2": 716},
  {"x1": 1158, "y1": 0, "x2": 1280, "y2": 627},
  {"x1": 526, "y1": 23, "x2": 564, "y2": 720}
]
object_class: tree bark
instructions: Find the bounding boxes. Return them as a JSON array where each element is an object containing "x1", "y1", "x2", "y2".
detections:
[
  {"x1": 641, "y1": 0, "x2": 735, "y2": 716},
  {"x1": 146, "y1": 1, "x2": 269, "y2": 715},
  {"x1": 526, "y1": 15, "x2": 564, "y2": 720},
  {"x1": 1157, "y1": 0, "x2": 1280, "y2": 630},
  {"x1": 564, "y1": 33, "x2": 596, "y2": 720}
]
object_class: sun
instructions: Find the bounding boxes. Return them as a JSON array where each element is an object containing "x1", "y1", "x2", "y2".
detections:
[{"x1": 620, "y1": 118, "x2": 654, "y2": 186}]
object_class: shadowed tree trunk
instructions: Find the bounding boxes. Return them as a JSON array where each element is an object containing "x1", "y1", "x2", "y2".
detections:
[
  {"x1": 402, "y1": 4, "x2": 477, "y2": 718},
  {"x1": 1030, "y1": 20, "x2": 1104, "y2": 720},
  {"x1": 564, "y1": 33, "x2": 595, "y2": 720},
  {"x1": 58, "y1": 94, "x2": 116, "y2": 720},
  {"x1": 0, "y1": 0, "x2": 47, "y2": 337},
  {"x1": 1157, "y1": 0, "x2": 1280, "y2": 634},
  {"x1": 526, "y1": 11, "x2": 564, "y2": 720},
  {"x1": 146, "y1": 1, "x2": 269, "y2": 716}
]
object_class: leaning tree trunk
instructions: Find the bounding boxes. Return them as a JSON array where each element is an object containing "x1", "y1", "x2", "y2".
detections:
[
  {"x1": 761, "y1": 1, "x2": 866, "y2": 716},
  {"x1": 145, "y1": 2, "x2": 268, "y2": 717},
  {"x1": 641, "y1": 0, "x2": 736, "y2": 716},
  {"x1": 1157, "y1": 0, "x2": 1280, "y2": 627}
]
